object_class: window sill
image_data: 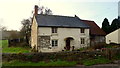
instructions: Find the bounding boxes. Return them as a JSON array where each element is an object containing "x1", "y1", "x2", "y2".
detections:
[
  {"x1": 81, "y1": 44, "x2": 85, "y2": 45},
  {"x1": 52, "y1": 33, "x2": 58, "y2": 36},
  {"x1": 80, "y1": 33, "x2": 85, "y2": 35},
  {"x1": 52, "y1": 46, "x2": 58, "y2": 48}
]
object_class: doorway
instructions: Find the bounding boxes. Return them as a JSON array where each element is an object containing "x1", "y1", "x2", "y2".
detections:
[{"x1": 65, "y1": 37, "x2": 74, "y2": 50}]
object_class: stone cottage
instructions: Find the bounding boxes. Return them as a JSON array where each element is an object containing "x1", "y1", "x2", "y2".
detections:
[
  {"x1": 31, "y1": 5, "x2": 90, "y2": 52},
  {"x1": 81, "y1": 20, "x2": 106, "y2": 46}
]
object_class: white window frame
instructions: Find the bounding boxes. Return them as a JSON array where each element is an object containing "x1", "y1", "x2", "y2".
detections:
[
  {"x1": 52, "y1": 27, "x2": 57, "y2": 33},
  {"x1": 81, "y1": 28, "x2": 85, "y2": 33},
  {"x1": 81, "y1": 38, "x2": 85, "y2": 44},
  {"x1": 52, "y1": 40, "x2": 58, "y2": 47}
]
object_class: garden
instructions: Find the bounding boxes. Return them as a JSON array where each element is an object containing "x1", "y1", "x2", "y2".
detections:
[
  {"x1": 1, "y1": 40, "x2": 31, "y2": 53},
  {"x1": 1, "y1": 40, "x2": 120, "y2": 66}
]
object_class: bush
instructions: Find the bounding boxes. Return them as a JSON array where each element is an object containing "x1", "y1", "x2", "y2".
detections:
[
  {"x1": 113, "y1": 54, "x2": 120, "y2": 60},
  {"x1": 3, "y1": 60, "x2": 77, "y2": 66},
  {"x1": 77, "y1": 48, "x2": 85, "y2": 51}
]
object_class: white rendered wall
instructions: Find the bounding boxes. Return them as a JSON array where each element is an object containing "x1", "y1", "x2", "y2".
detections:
[
  {"x1": 38, "y1": 27, "x2": 90, "y2": 52},
  {"x1": 106, "y1": 28, "x2": 120, "y2": 44},
  {"x1": 31, "y1": 16, "x2": 38, "y2": 49}
]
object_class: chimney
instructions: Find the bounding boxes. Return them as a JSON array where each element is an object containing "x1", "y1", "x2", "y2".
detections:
[{"x1": 34, "y1": 5, "x2": 38, "y2": 16}]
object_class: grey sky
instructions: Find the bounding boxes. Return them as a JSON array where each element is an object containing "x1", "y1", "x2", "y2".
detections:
[{"x1": 0, "y1": 0, "x2": 119, "y2": 31}]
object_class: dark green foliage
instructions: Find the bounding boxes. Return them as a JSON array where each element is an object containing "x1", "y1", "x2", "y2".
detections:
[
  {"x1": 113, "y1": 54, "x2": 120, "y2": 60},
  {"x1": 110, "y1": 18, "x2": 120, "y2": 32},
  {"x1": 77, "y1": 48, "x2": 85, "y2": 51},
  {"x1": 27, "y1": 55, "x2": 33, "y2": 59},
  {"x1": 20, "y1": 19, "x2": 31, "y2": 46},
  {"x1": 3, "y1": 60, "x2": 76, "y2": 66},
  {"x1": 102, "y1": 18, "x2": 110, "y2": 34},
  {"x1": 102, "y1": 18, "x2": 120, "y2": 34}
]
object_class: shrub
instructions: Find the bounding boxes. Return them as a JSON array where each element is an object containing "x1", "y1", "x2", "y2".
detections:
[
  {"x1": 3, "y1": 60, "x2": 77, "y2": 66},
  {"x1": 113, "y1": 54, "x2": 120, "y2": 60},
  {"x1": 78, "y1": 48, "x2": 85, "y2": 51},
  {"x1": 27, "y1": 55, "x2": 33, "y2": 59}
]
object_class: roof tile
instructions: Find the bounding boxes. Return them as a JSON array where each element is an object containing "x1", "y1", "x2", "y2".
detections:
[
  {"x1": 81, "y1": 20, "x2": 106, "y2": 35},
  {"x1": 35, "y1": 14, "x2": 89, "y2": 28}
]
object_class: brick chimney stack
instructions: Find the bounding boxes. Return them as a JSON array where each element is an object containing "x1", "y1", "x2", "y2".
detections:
[{"x1": 34, "y1": 5, "x2": 38, "y2": 16}]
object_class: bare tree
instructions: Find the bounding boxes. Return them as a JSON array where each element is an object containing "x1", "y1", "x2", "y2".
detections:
[
  {"x1": 20, "y1": 19, "x2": 31, "y2": 46},
  {"x1": 0, "y1": 26, "x2": 7, "y2": 31},
  {"x1": 38, "y1": 6, "x2": 53, "y2": 15},
  {"x1": 44, "y1": 8, "x2": 52, "y2": 15}
]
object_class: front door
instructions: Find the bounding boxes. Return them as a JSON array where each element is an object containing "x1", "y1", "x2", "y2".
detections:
[{"x1": 66, "y1": 39, "x2": 70, "y2": 50}]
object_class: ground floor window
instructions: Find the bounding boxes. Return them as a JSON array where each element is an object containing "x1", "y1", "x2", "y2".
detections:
[
  {"x1": 52, "y1": 40, "x2": 58, "y2": 47},
  {"x1": 81, "y1": 38, "x2": 85, "y2": 44}
]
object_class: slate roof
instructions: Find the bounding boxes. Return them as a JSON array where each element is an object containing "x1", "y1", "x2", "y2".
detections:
[
  {"x1": 35, "y1": 14, "x2": 89, "y2": 28},
  {"x1": 81, "y1": 20, "x2": 106, "y2": 36}
]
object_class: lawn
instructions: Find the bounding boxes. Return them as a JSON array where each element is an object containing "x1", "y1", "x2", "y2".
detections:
[
  {"x1": 2, "y1": 60, "x2": 77, "y2": 66},
  {"x1": 0, "y1": 40, "x2": 31, "y2": 53},
  {"x1": 2, "y1": 57, "x2": 112, "y2": 66},
  {"x1": 1, "y1": 40, "x2": 120, "y2": 66},
  {"x1": 82, "y1": 58, "x2": 111, "y2": 66}
]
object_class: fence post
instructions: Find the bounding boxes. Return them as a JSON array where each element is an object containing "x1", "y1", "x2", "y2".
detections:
[{"x1": 106, "y1": 48, "x2": 112, "y2": 60}]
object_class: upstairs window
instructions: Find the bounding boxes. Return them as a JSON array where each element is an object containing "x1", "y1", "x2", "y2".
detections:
[
  {"x1": 52, "y1": 40, "x2": 58, "y2": 47},
  {"x1": 81, "y1": 28, "x2": 85, "y2": 33},
  {"x1": 52, "y1": 27, "x2": 57, "y2": 33},
  {"x1": 81, "y1": 38, "x2": 85, "y2": 44}
]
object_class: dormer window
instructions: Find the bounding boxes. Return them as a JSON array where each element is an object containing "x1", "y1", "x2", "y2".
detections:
[
  {"x1": 81, "y1": 28, "x2": 85, "y2": 33},
  {"x1": 52, "y1": 27, "x2": 57, "y2": 33}
]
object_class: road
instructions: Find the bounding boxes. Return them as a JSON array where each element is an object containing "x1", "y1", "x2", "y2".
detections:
[{"x1": 2, "y1": 64, "x2": 120, "y2": 68}]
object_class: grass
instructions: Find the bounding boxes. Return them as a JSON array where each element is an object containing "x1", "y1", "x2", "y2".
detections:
[
  {"x1": 82, "y1": 58, "x2": 111, "y2": 66},
  {"x1": 2, "y1": 60, "x2": 77, "y2": 66},
  {"x1": 78, "y1": 48, "x2": 85, "y2": 51},
  {"x1": 0, "y1": 40, "x2": 31, "y2": 53},
  {"x1": 0, "y1": 40, "x2": 8, "y2": 48},
  {"x1": 2, "y1": 47, "x2": 31, "y2": 53},
  {"x1": 1, "y1": 40, "x2": 119, "y2": 66},
  {"x1": 2, "y1": 58, "x2": 112, "y2": 66},
  {"x1": 76, "y1": 47, "x2": 87, "y2": 51}
]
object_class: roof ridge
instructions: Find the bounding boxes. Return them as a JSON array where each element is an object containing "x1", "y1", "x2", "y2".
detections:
[
  {"x1": 81, "y1": 19, "x2": 94, "y2": 22},
  {"x1": 37, "y1": 14, "x2": 75, "y2": 18}
]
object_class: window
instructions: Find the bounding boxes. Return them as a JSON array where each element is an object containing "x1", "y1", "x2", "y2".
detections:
[
  {"x1": 81, "y1": 28, "x2": 85, "y2": 33},
  {"x1": 52, "y1": 27, "x2": 57, "y2": 33},
  {"x1": 81, "y1": 38, "x2": 85, "y2": 44},
  {"x1": 52, "y1": 40, "x2": 58, "y2": 47}
]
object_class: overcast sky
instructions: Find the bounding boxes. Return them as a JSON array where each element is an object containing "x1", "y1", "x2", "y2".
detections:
[{"x1": 0, "y1": 0, "x2": 119, "y2": 31}]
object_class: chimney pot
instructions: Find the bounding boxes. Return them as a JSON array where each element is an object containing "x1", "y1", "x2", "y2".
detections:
[{"x1": 34, "y1": 5, "x2": 38, "y2": 16}]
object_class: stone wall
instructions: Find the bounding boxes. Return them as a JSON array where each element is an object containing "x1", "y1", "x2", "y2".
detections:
[
  {"x1": 2, "y1": 48, "x2": 120, "y2": 62},
  {"x1": 38, "y1": 36, "x2": 50, "y2": 48}
]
